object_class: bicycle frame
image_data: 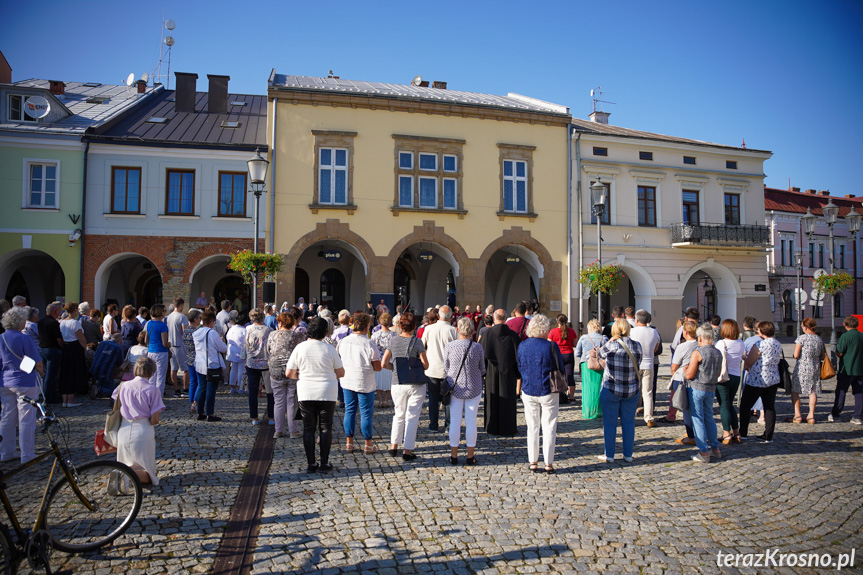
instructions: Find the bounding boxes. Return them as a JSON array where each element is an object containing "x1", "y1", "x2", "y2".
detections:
[{"x1": 0, "y1": 426, "x2": 94, "y2": 543}]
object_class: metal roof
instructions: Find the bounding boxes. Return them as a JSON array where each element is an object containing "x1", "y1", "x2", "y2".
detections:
[
  {"x1": 269, "y1": 73, "x2": 570, "y2": 116},
  {"x1": 90, "y1": 89, "x2": 267, "y2": 149},
  {"x1": 571, "y1": 118, "x2": 771, "y2": 154},
  {"x1": 0, "y1": 80, "x2": 160, "y2": 134}
]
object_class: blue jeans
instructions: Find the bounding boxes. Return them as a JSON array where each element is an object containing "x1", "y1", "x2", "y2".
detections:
[
  {"x1": 343, "y1": 389, "x2": 375, "y2": 440},
  {"x1": 196, "y1": 371, "x2": 221, "y2": 416},
  {"x1": 39, "y1": 348, "x2": 62, "y2": 403},
  {"x1": 599, "y1": 387, "x2": 638, "y2": 459},
  {"x1": 187, "y1": 368, "x2": 200, "y2": 406},
  {"x1": 672, "y1": 380, "x2": 694, "y2": 438},
  {"x1": 687, "y1": 387, "x2": 719, "y2": 452}
]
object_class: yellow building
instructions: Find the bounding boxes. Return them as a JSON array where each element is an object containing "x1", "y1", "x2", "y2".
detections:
[{"x1": 266, "y1": 73, "x2": 571, "y2": 315}]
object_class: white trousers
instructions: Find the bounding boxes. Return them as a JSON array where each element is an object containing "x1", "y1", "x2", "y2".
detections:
[
  {"x1": 390, "y1": 384, "x2": 426, "y2": 450},
  {"x1": 640, "y1": 368, "x2": 655, "y2": 422},
  {"x1": 229, "y1": 361, "x2": 244, "y2": 389},
  {"x1": 522, "y1": 392, "x2": 559, "y2": 466},
  {"x1": 449, "y1": 395, "x2": 481, "y2": 448},
  {"x1": 0, "y1": 386, "x2": 37, "y2": 463},
  {"x1": 149, "y1": 351, "x2": 169, "y2": 395}
]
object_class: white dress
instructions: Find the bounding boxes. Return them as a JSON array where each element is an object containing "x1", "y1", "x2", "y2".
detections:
[{"x1": 371, "y1": 329, "x2": 395, "y2": 391}]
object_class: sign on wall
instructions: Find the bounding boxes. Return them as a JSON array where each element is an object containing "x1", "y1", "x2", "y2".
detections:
[
  {"x1": 323, "y1": 250, "x2": 342, "y2": 262},
  {"x1": 418, "y1": 251, "x2": 434, "y2": 262}
]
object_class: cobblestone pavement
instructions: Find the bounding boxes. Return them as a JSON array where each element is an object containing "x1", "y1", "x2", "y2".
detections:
[{"x1": 7, "y1": 345, "x2": 863, "y2": 574}]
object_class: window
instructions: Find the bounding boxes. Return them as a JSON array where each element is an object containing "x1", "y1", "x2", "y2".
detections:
[
  {"x1": 590, "y1": 182, "x2": 611, "y2": 225},
  {"x1": 780, "y1": 239, "x2": 787, "y2": 267},
  {"x1": 789, "y1": 240, "x2": 795, "y2": 266},
  {"x1": 683, "y1": 156, "x2": 696, "y2": 165},
  {"x1": 813, "y1": 304, "x2": 822, "y2": 318},
  {"x1": 834, "y1": 294, "x2": 843, "y2": 317},
  {"x1": 724, "y1": 193, "x2": 740, "y2": 225},
  {"x1": 593, "y1": 147, "x2": 608, "y2": 156},
  {"x1": 726, "y1": 160, "x2": 738, "y2": 170},
  {"x1": 318, "y1": 148, "x2": 348, "y2": 205},
  {"x1": 638, "y1": 186, "x2": 656, "y2": 227},
  {"x1": 839, "y1": 244, "x2": 845, "y2": 269},
  {"x1": 682, "y1": 190, "x2": 699, "y2": 225},
  {"x1": 165, "y1": 169, "x2": 195, "y2": 215},
  {"x1": 809, "y1": 242, "x2": 815, "y2": 268},
  {"x1": 639, "y1": 151, "x2": 653, "y2": 161},
  {"x1": 218, "y1": 172, "x2": 246, "y2": 217},
  {"x1": 819, "y1": 244, "x2": 825, "y2": 268},
  {"x1": 312, "y1": 130, "x2": 356, "y2": 210},
  {"x1": 498, "y1": 144, "x2": 534, "y2": 216},
  {"x1": 7, "y1": 95, "x2": 37, "y2": 123},
  {"x1": 393, "y1": 135, "x2": 465, "y2": 212},
  {"x1": 26, "y1": 162, "x2": 58, "y2": 208},
  {"x1": 111, "y1": 167, "x2": 141, "y2": 214},
  {"x1": 504, "y1": 160, "x2": 528, "y2": 213}
]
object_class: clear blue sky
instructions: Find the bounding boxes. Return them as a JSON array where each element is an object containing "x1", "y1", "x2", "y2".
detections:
[{"x1": 3, "y1": 0, "x2": 861, "y2": 194}]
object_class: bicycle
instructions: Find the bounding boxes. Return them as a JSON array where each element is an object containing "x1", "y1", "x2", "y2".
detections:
[{"x1": 0, "y1": 397, "x2": 142, "y2": 574}]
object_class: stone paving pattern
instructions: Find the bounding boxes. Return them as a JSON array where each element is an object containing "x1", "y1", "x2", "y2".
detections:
[{"x1": 7, "y1": 344, "x2": 863, "y2": 574}]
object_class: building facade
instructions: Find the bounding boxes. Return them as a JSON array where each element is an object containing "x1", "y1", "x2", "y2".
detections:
[
  {"x1": 570, "y1": 113, "x2": 774, "y2": 338},
  {"x1": 0, "y1": 79, "x2": 159, "y2": 310},
  {"x1": 82, "y1": 73, "x2": 267, "y2": 311},
  {"x1": 266, "y1": 73, "x2": 571, "y2": 315},
  {"x1": 765, "y1": 186, "x2": 862, "y2": 338}
]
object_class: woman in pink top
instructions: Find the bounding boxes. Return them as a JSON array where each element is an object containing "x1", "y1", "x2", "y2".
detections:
[{"x1": 112, "y1": 357, "x2": 166, "y2": 487}]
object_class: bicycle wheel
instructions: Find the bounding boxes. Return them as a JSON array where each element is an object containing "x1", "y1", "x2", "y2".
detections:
[
  {"x1": 43, "y1": 460, "x2": 142, "y2": 553},
  {"x1": 0, "y1": 523, "x2": 16, "y2": 575}
]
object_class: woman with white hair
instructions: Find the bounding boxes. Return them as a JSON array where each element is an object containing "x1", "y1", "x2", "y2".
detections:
[
  {"x1": 444, "y1": 317, "x2": 486, "y2": 465},
  {"x1": 0, "y1": 306, "x2": 44, "y2": 463},
  {"x1": 516, "y1": 314, "x2": 565, "y2": 473},
  {"x1": 112, "y1": 357, "x2": 165, "y2": 486},
  {"x1": 23, "y1": 306, "x2": 40, "y2": 348},
  {"x1": 683, "y1": 324, "x2": 723, "y2": 463}
]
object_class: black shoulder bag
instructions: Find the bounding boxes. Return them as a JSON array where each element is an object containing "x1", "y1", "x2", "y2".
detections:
[
  {"x1": 442, "y1": 342, "x2": 472, "y2": 406},
  {"x1": 204, "y1": 328, "x2": 224, "y2": 384}
]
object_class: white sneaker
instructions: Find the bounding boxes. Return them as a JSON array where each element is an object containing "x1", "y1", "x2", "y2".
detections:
[
  {"x1": 107, "y1": 470, "x2": 120, "y2": 496},
  {"x1": 596, "y1": 454, "x2": 612, "y2": 463},
  {"x1": 623, "y1": 456, "x2": 633, "y2": 463},
  {"x1": 290, "y1": 431, "x2": 302, "y2": 439},
  {"x1": 851, "y1": 418, "x2": 863, "y2": 426},
  {"x1": 691, "y1": 453, "x2": 711, "y2": 463},
  {"x1": 827, "y1": 414, "x2": 835, "y2": 422}
]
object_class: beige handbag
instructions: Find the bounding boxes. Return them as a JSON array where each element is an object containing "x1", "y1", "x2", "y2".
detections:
[{"x1": 103, "y1": 384, "x2": 123, "y2": 448}]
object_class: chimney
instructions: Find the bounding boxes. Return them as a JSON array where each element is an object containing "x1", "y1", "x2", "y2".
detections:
[
  {"x1": 136, "y1": 80, "x2": 147, "y2": 94},
  {"x1": 48, "y1": 80, "x2": 65, "y2": 96},
  {"x1": 431, "y1": 81, "x2": 447, "y2": 90},
  {"x1": 819, "y1": 190, "x2": 830, "y2": 196},
  {"x1": 589, "y1": 111, "x2": 610, "y2": 124},
  {"x1": 207, "y1": 74, "x2": 230, "y2": 114},
  {"x1": 174, "y1": 72, "x2": 198, "y2": 113},
  {"x1": 845, "y1": 195, "x2": 856, "y2": 199},
  {"x1": 419, "y1": 80, "x2": 429, "y2": 87},
  {"x1": 806, "y1": 189, "x2": 817, "y2": 194},
  {"x1": 792, "y1": 187, "x2": 801, "y2": 192}
]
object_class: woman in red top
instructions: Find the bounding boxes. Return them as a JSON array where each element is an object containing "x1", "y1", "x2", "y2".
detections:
[{"x1": 548, "y1": 314, "x2": 577, "y2": 402}]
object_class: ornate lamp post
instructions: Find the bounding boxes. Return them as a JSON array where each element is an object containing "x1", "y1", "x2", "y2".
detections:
[
  {"x1": 247, "y1": 148, "x2": 270, "y2": 310},
  {"x1": 822, "y1": 199, "x2": 840, "y2": 350},
  {"x1": 794, "y1": 250, "x2": 804, "y2": 336},
  {"x1": 590, "y1": 177, "x2": 608, "y2": 325}
]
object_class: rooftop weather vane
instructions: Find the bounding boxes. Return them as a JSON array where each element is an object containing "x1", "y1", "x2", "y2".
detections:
[{"x1": 591, "y1": 86, "x2": 616, "y2": 113}]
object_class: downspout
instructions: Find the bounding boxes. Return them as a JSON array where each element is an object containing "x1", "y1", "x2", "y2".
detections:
[
  {"x1": 269, "y1": 97, "x2": 277, "y2": 253},
  {"x1": 566, "y1": 122, "x2": 573, "y2": 322},
  {"x1": 574, "y1": 131, "x2": 583, "y2": 329},
  {"x1": 78, "y1": 140, "x2": 89, "y2": 302}
]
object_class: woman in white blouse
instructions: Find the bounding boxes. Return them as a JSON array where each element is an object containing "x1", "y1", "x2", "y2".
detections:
[
  {"x1": 59, "y1": 302, "x2": 88, "y2": 407},
  {"x1": 337, "y1": 313, "x2": 381, "y2": 454}
]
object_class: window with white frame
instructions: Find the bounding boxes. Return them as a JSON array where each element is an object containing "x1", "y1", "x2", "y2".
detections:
[
  {"x1": 25, "y1": 161, "x2": 58, "y2": 208},
  {"x1": 393, "y1": 135, "x2": 464, "y2": 211},
  {"x1": 498, "y1": 144, "x2": 535, "y2": 216},
  {"x1": 8, "y1": 95, "x2": 38, "y2": 123},
  {"x1": 311, "y1": 130, "x2": 356, "y2": 209}
]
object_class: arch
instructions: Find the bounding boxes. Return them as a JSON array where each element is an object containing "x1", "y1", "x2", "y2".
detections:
[
  {"x1": 0, "y1": 249, "x2": 65, "y2": 312},
  {"x1": 94, "y1": 252, "x2": 163, "y2": 310},
  {"x1": 678, "y1": 260, "x2": 742, "y2": 297},
  {"x1": 387, "y1": 230, "x2": 469, "y2": 279},
  {"x1": 611, "y1": 259, "x2": 657, "y2": 298},
  {"x1": 188, "y1": 254, "x2": 232, "y2": 285},
  {"x1": 479, "y1": 227, "x2": 559, "y2": 311}
]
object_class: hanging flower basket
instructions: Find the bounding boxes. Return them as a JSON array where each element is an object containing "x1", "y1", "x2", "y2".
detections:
[
  {"x1": 813, "y1": 272, "x2": 854, "y2": 295},
  {"x1": 227, "y1": 250, "x2": 284, "y2": 285},
  {"x1": 578, "y1": 261, "x2": 625, "y2": 294}
]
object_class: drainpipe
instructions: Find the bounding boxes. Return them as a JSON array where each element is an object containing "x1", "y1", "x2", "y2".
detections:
[
  {"x1": 566, "y1": 122, "x2": 573, "y2": 321},
  {"x1": 269, "y1": 97, "x2": 277, "y2": 253},
  {"x1": 79, "y1": 140, "x2": 89, "y2": 302},
  {"x1": 574, "y1": 131, "x2": 583, "y2": 329}
]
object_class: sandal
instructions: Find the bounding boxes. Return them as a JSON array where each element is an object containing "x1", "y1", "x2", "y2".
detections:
[
  {"x1": 720, "y1": 434, "x2": 733, "y2": 445},
  {"x1": 465, "y1": 456, "x2": 478, "y2": 466},
  {"x1": 784, "y1": 416, "x2": 803, "y2": 424},
  {"x1": 449, "y1": 456, "x2": 458, "y2": 465},
  {"x1": 364, "y1": 445, "x2": 378, "y2": 454},
  {"x1": 345, "y1": 443, "x2": 355, "y2": 453},
  {"x1": 807, "y1": 417, "x2": 816, "y2": 425},
  {"x1": 529, "y1": 462, "x2": 539, "y2": 472},
  {"x1": 544, "y1": 466, "x2": 556, "y2": 474}
]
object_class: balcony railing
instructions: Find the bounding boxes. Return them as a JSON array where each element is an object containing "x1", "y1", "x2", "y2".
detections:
[{"x1": 671, "y1": 222, "x2": 772, "y2": 248}]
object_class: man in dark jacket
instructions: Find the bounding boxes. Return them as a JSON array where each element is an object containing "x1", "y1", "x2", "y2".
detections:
[{"x1": 481, "y1": 309, "x2": 522, "y2": 436}]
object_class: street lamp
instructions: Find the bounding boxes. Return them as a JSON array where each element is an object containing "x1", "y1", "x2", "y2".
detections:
[
  {"x1": 794, "y1": 250, "x2": 804, "y2": 336},
  {"x1": 846, "y1": 207, "x2": 862, "y2": 316},
  {"x1": 822, "y1": 199, "x2": 839, "y2": 351},
  {"x1": 590, "y1": 177, "x2": 607, "y2": 325},
  {"x1": 247, "y1": 148, "x2": 270, "y2": 310}
]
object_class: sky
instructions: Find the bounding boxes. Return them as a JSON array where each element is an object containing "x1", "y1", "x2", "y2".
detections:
[{"x1": 3, "y1": 0, "x2": 862, "y2": 195}]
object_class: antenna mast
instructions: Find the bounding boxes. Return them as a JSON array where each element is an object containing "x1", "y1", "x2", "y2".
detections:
[
  {"x1": 591, "y1": 86, "x2": 616, "y2": 113},
  {"x1": 153, "y1": 12, "x2": 176, "y2": 88}
]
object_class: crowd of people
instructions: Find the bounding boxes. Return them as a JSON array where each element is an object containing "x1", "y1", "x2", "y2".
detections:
[{"x1": 0, "y1": 294, "x2": 861, "y2": 482}]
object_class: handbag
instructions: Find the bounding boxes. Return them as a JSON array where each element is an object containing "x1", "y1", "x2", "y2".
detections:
[
  {"x1": 777, "y1": 358, "x2": 792, "y2": 393},
  {"x1": 203, "y1": 328, "x2": 224, "y2": 384},
  {"x1": 549, "y1": 344, "x2": 568, "y2": 394},
  {"x1": 102, "y1": 383, "x2": 123, "y2": 449},
  {"x1": 671, "y1": 380, "x2": 689, "y2": 411},
  {"x1": 394, "y1": 337, "x2": 431, "y2": 385},
  {"x1": 717, "y1": 341, "x2": 730, "y2": 383},
  {"x1": 586, "y1": 336, "x2": 605, "y2": 372},
  {"x1": 94, "y1": 429, "x2": 116, "y2": 456},
  {"x1": 820, "y1": 355, "x2": 836, "y2": 380},
  {"x1": 442, "y1": 342, "x2": 472, "y2": 406}
]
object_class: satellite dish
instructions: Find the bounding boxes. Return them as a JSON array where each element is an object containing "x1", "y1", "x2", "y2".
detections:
[
  {"x1": 140, "y1": 72, "x2": 149, "y2": 84},
  {"x1": 590, "y1": 89, "x2": 594, "y2": 97},
  {"x1": 165, "y1": 35, "x2": 175, "y2": 46},
  {"x1": 165, "y1": 19, "x2": 176, "y2": 30},
  {"x1": 125, "y1": 73, "x2": 135, "y2": 87},
  {"x1": 23, "y1": 96, "x2": 50, "y2": 119},
  {"x1": 411, "y1": 75, "x2": 423, "y2": 87}
]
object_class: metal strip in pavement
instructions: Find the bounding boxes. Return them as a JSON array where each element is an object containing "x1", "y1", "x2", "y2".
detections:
[{"x1": 211, "y1": 423, "x2": 275, "y2": 575}]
